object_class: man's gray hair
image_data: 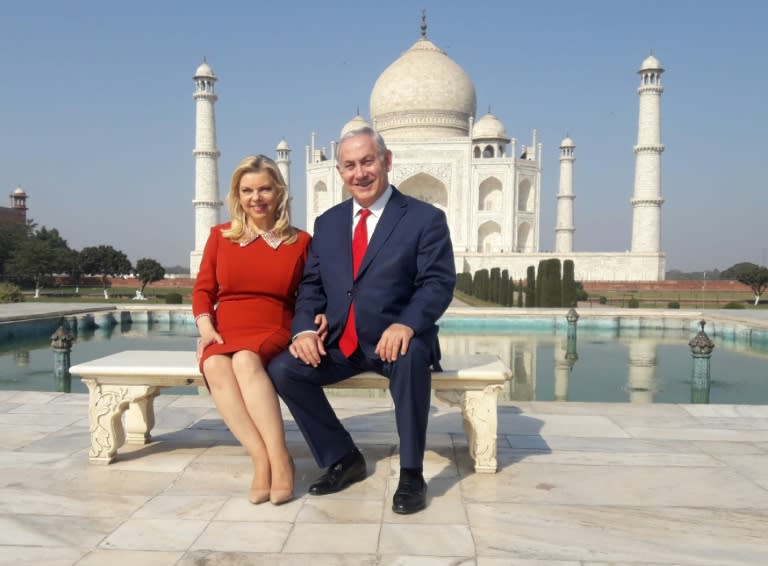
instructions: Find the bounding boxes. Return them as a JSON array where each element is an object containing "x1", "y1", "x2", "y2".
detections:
[{"x1": 336, "y1": 127, "x2": 388, "y2": 160}]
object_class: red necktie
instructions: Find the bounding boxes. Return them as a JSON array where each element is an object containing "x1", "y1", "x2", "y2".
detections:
[{"x1": 339, "y1": 208, "x2": 371, "y2": 357}]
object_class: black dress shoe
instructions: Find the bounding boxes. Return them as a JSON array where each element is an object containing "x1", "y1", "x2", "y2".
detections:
[
  {"x1": 392, "y1": 474, "x2": 427, "y2": 514},
  {"x1": 309, "y1": 450, "x2": 367, "y2": 495}
]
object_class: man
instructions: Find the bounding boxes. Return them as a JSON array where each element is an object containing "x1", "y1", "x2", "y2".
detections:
[{"x1": 269, "y1": 127, "x2": 455, "y2": 514}]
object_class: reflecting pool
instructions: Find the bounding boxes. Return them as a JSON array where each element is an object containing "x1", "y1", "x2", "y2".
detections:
[{"x1": 1, "y1": 315, "x2": 767, "y2": 404}]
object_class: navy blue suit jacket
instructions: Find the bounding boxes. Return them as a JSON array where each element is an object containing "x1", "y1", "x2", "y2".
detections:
[{"x1": 292, "y1": 187, "x2": 456, "y2": 364}]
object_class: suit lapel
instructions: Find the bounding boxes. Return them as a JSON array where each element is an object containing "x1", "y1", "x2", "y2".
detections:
[
  {"x1": 331, "y1": 200, "x2": 355, "y2": 282},
  {"x1": 356, "y1": 188, "x2": 407, "y2": 279}
]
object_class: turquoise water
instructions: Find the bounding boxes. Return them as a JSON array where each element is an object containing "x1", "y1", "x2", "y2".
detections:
[{"x1": 1, "y1": 316, "x2": 766, "y2": 404}]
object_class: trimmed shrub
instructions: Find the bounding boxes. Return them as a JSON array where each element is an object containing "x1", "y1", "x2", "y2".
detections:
[
  {"x1": 627, "y1": 297, "x2": 640, "y2": 308},
  {"x1": 164, "y1": 292, "x2": 183, "y2": 304},
  {"x1": 599, "y1": 296, "x2": 608, "y2": 305},
  {"x1": 562, "y1": 259, "x2": 577, "y2": 307},
  {"x1": 525, "y1": 266, "x2": 536, "y2": 307},
  {"x1": 723, "y1": 301, "x2": 746, "y2": 309},
  {"x1": 0, "y1": 282, "x2": 24, "y2": 303},
  {"x1": 667, "y1": 301, "x2": 680, "y2": 309}
]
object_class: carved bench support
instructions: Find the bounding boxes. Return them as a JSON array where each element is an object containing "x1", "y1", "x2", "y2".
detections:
[
  {"x1": 435, "y1": 384, "x2": 504, "y2": 473},
  {"x1": 81, "y1": 379, "x2": 160, "y2": 464}
]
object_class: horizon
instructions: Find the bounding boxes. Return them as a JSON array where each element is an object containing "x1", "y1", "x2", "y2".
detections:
[{"x1": 2, "y1": 0, "x2": 765, "y2": 272}]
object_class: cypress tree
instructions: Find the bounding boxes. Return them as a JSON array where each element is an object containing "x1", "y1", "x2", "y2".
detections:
[
  {"x1": 562, "y1": 259, "x2": 576, "y2": 307},
  {"x1": 501, "y1": 269, "x2": 510, "y2": 306},
  {"x1": 517, "y1": 278, "x2": 524, "y2": 307},
  {"x1": 525, "y1": 266, "x2": 536, "y2": 307}
]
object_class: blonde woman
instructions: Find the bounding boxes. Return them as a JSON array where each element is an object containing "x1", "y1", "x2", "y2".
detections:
[{"x1": 193, "y1": 155, "x2": 321, "y2": 505}]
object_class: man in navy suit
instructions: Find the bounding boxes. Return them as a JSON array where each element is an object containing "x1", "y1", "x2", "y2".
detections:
[{"x1": 269, "y1": 127, "x2": 455, "y2": 514}]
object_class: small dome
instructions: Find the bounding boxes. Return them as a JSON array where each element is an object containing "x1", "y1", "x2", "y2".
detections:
[
  {"x1": 639, "y1": 54, "x2": 663, "y2": 71},
  {"x1": 370, "y1": 38, "x2": 476, "y2": 139},
  {"x1": 194, "y1": 61, "x2": 216, "y2": 78},
  {"x1": 13, "y1": 186, "x2": 27, "y2": 196},
  {"x1": 340, "y1": 114, "x2": 371, "y2": 138},
  {"x1": 276, "y1": 139, "x2": 290, "y2": 150},
  {"x1": 472, "y1": 112, "x2": 509, "y2": 141},
  {"x1": 560, "y1": 137, "x2": 575, "y2": 148}
]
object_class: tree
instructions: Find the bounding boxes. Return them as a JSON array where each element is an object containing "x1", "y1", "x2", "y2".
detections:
[
  {"x1": 6, "y1": 238, "x2": 65, "y2": 298},
  {"x1": 562, "y1": 259, "x2": 577, "y2": 307},
  {"x1": 80, "y1": 245, "x2": 132, "y2": 299},
  {"x1": 5, "y1": 226, "x2": 71, "y2": 298},
  {"x1": 735, "y1": 266, "x2": 768, "y2": 306},
  {"x1": 721, "y1": 262, "x2": 760, "y2": 280},
  {"x1": 0, "y1": 220, "x2": 32, "y2": 276},
  {"x1": 134, "y1": 258, "x2": 166, "y2": 299}
]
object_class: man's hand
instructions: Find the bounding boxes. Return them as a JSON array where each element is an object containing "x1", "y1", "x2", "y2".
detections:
[
  {"x1": 374, "y1": 323, "x2": 415, "y2": 362},
  {"x1": 315, "y1": 313, "x2": 329, "y2": 342},
  {"x1": 289, "y1": 331, "x2": 326, "y2": 367}
]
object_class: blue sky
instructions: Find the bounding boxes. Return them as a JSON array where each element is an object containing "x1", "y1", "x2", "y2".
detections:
[{"x1": 1, "y1": 0, "x2": 765, "y2": 272}]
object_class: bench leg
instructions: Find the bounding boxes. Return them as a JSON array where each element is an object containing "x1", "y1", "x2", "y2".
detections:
[
  {"x1": 82, "y1": 379, "x2": 160, "y2": 464},
  {"x1": 125, "y1": 391, "x2": 159, "y2": 445},
  {"x1": 437, "y1": 385, "x2": 503, "y2": 473}
]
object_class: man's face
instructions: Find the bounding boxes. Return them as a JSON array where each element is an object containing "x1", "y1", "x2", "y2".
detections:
[{"x1": 336, "y1": 134, "x2": 392, "y2": 208}]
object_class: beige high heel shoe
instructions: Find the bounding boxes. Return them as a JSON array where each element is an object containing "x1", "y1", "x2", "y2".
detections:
[
  {"x1": 249, "y1": 469, "x2": 270, "y2": 504},
  {"x1": 270, "y1": 457, "x2": 295, "y2": 506}
]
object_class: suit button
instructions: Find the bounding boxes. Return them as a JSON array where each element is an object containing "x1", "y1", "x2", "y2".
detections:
[{"x1": 347, "y1": 290, "x2": 353, "y2": 296}]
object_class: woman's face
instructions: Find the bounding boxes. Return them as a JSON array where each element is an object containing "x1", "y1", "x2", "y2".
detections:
[{"x1": 239, "y1": 171, "x2": 277, "y2": 230}]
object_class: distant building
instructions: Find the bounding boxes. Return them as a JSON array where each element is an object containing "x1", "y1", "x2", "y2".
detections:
[{"x1": 0, "y1": 186, "x2": 28, "y2": 225}]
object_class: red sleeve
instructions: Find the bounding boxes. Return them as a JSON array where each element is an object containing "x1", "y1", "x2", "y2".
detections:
[{"x1": 192, "y1": 226, "x2": 220, "y2": 319}]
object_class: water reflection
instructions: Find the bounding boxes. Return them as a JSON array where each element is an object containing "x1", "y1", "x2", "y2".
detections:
[
  {"x1": 438, "y1": 329, "x2": 768, "y2": 405},
  {"x1": 2, "y1": 319, "x2": 768, "y2": 404}
]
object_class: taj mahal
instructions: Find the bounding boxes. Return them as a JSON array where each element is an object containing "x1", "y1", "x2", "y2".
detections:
[{"x1": 189, "y1": 21, "x2": 666, "y2": 282}]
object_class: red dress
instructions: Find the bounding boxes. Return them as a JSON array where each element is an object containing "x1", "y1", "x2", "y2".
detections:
[{"x1": 192, "y1": 223, "x2": 311, "y2": 375}]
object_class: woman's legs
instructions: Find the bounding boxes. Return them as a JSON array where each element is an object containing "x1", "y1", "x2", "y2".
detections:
[
  {"x1": 230, "y1": 351, "x2": 293, "y2": 500},
  {"x1": 203, "y1": 354, "x2": 271, "y2": 502}
]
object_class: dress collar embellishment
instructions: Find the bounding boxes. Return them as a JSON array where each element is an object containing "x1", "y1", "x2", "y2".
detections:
[{"x1": 240, "y1": 228, "x2": 282, "y2": 249}]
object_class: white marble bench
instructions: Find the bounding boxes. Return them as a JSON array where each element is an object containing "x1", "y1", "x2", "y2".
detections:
[{"x1": 70, "y1": 350, "x2": 510, "y2": 473}]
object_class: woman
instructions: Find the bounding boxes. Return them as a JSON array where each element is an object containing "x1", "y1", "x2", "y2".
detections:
[{"x1": 193, "y1": 154, "x2": 317, "y2": 505}]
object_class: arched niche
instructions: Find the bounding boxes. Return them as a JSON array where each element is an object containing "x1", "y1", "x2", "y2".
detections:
[
  {"x1": 518, "y1": 178, "x2": 532, "y2": 212},
  {"x1": 517, "y1": 221, "x2": 532, "y2": 251},
  {"x1": 399, "y1": 172, "x2": 447, "y2": 210},
  {"x1": 478, "y1": 220, "x2": 501, "y2": 253},
  {"x1": 478, "y1": 177, "x2": 503, "y2": 211}
]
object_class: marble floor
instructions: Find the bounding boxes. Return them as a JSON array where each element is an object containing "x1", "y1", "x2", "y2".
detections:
[{"x1": 0, "y1": 390, "x2": 766, "y2": 566}]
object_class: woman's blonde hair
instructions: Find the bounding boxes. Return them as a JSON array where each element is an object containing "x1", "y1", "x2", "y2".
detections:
[{"x1": 221, "y1": 154, "x2": 298, "y2": 244}]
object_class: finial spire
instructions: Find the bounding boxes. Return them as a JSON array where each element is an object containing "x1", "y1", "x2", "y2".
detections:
[
  {"x1": 356, "y1": 105, "x2": 360, "y2": 116},
  {"x1": 420, "y1": 8, "x2": 427, "y2": 38}
]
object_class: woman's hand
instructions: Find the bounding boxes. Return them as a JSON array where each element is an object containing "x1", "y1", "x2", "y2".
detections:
[
  {"x1": 196, "y1": 330, "x2": 224, "y2": 361},
  {"x1": 195, "y1": 315, "x2": 223, "y2": 361}
]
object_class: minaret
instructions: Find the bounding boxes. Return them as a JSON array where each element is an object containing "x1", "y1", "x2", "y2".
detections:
[
  {"x1": 630, "y1": 53, "x2": 665, "y2": 253},
  {"x1": 9, "y1": 186, "x2": 28, "y2": 222},
  {"x1": 275, "y1": 139, "x2": 291, "y2": 190},
  {"x1": 190, "y1": 59, "x2": 222, "y2": 278},
  {"x1": 555, "y1": 136, "x2": 575, "y2": 252}
]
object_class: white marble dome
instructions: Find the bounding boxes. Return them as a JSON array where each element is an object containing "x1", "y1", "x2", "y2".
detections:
[
  {"x1": 370, "y1": 38, "x2": 477, "y2": 139},
  {"x1": 340, "y1": 113, "x2": 371, "y2": 138},
  {"x1": 194, "y1": 61, "x2": 215, "y2": 78},
  {"x1": 639, "y1": 54, "x2": 662, "y2": 71},
  {"x1": 560, "y1": 136, "x2": 575, "y2": 147},
  {"x1": 13, "y1": 186, "x2": 26, "y2": 196},
  {"x1": 276, "y1": 139, "x2": 290, "y2": 150},
  {"x1": 472, "y1": 112, "x2": 509, "y2": 141}
]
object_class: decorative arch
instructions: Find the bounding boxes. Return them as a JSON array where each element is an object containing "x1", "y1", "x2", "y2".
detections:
[
  {"x1": 478, "y1": 177, "x2": 503, "y2": 211},
  {"x1": 518, "y1": 178, "x2": 532, "y2": 211},
  {"x1": 477, "y1": 220, "x2": 501, "y2": 253},
  {"x1": 473, "y1": 146, "x2": 481, "y2": 158},
  {"x1": 399, "y1": 172, "x2": 447, "y2": 210},
  {"x1": 517, "y1": 221, "x2": 532, "y2": 251},
  {"x1": 313, "y1": 181, "x2": 328, "y2": 213},
  {"x1": 482, "y1": 145, "x2": 494, "y2": 158}
]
